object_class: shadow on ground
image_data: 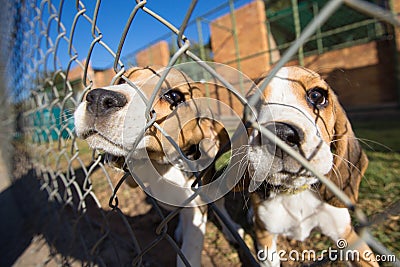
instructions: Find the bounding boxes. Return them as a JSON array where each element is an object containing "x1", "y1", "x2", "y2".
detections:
[{"x1": 0, "y1": 154, "x2": 180, "y2": 267}]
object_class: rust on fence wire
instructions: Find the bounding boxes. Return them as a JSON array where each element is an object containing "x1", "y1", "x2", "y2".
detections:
[{"x1": 6, "y1": 0, "x2": 400, "y2": 266}]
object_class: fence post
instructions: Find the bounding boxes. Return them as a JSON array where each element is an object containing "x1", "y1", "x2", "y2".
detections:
[
  {"x1": 196, "y1": 17, "x2": 207, "y2": 61},
  {"x1": 291, "y1": 0, "x2": 304, "y2": 66},
  {"x1": 228, "y1": 0, "x2": 241, "y2": 74},
  {"x1": 266, "y1": 20, "x2": 273, "y2": 65},
  {"x1": 313, "y1": 2, "x2": 324, "y2": 54},
  {"x1": 228, "y1": 0, "x2": 245, "y2": 94}
]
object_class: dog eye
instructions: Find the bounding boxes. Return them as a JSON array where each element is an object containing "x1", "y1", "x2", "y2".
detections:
[
  {"x1": 307, "y1": 87, "x2": 328, "y2": 107},
  {"x1": 163, "y1": 90, "x2": 185, "y2": 107}
]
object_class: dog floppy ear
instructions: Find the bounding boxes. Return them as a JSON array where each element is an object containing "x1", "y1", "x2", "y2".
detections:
[
  {"x1": 188, "y1": 82, "x2": 231, "y2": 155},
  {"x1": 170, "y1": 81, "x2": 231, "y2": 164},
  {"x1": 319, "y1": 95, "x2": 368, "y2": 208}
]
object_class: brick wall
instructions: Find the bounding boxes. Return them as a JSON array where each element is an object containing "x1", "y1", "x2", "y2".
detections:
[
  {"x1": 68, "y1": 61, "x2": 116, "y2": 91},
  {"x1": 135, "y1": 41, "x2": 170, "y2": 67},
  {"x1": 92, "y1": 68, "x2": 117, "y2": 88},
  {"x1": 207, "y1": 0, "x2": 398, "y2": 112},
  {"x1": 201, "y1": 79, "x2": 255, "y2": 117},
  {"x1": 203, "y1": 40, "x2": 398, "y2": 116},
  {"x1": 292, "y1": 41, "x2": 397, "y2": 109},
  {"x1": 69, "y1": 1, "x2": 398, "y2": 113},
  {"x1": 210, "y1": 0, "x2": 279, "y2": 80}
]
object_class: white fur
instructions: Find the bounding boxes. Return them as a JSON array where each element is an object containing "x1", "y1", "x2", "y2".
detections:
[
  {"x1": 258, "y1": 236, "x2": 279, "y2": 267},
  {"x1": 130, "y1": 156, "x2": 204, "y2": 207},
  {"x1": 124, "y1": 153, "x2": 210, "y2": 267},
  {"x1": 74, "y1": 84, "x2": 148, "y2": 156},
  {"x1": 177, "y1": 207, "x2": 207, "y2": 267},
  {"x1": 257, "y1": 190, "x2": 350, "y2": 241},
  {"x1": 256, "y1": 190, "x2": 350, "y2": 266}
]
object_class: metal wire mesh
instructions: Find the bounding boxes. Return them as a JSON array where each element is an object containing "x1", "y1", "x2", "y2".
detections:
[{"x1": 5, "y1": 0, "x2": 400, "y2": 266}]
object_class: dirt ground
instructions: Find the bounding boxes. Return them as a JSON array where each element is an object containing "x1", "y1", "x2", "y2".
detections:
[
  {"x1": 6, "y1": 151, "x2": 252, "y2": 267},
  {"x1": 81, "y1": 168, "x2": 252, "y2": 266}
]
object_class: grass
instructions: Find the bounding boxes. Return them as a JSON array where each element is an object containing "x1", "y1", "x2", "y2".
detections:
[
  {"x1": 353, "y1": 119, "x2": 400, "y2": 152},
  {"x1": 352, "y1": 119, "x2": 400, "y2": 258}
]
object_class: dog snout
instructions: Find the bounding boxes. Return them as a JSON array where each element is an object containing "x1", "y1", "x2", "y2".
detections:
[
  {"x1": 274, "y1": 122, "x2": 303, "y2": 147},
  {"x1": 86, "y1": 88, "x2": 127, "y2": 116},
  {"x1": 264, "y1": 122, "x2": 304, "y2": 157}
]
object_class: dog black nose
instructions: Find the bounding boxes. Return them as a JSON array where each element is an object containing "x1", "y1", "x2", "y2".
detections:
[
  {"x1": 264, "y1": 122, "x2": 303, "y2": 156},
  {"x1": 85, "y1": 89, "x2": 127, "y2": 116},
  {"x1": 272, "y1": 122, "x2": 303, "y2": 147}
]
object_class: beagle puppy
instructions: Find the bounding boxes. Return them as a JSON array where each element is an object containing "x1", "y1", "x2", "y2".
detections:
[
  {"x1": 246, "y1": 66, "x2": 378, "y2": 266},
  {"x1": 74, "y1": 66, "x2": 231, "y2": 267}
]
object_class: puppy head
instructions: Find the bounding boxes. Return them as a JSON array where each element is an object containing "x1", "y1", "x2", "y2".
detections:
[
  {"x1": 74, "y1": 66, "x2": 225, "y2": 166},
  {"x1": 248, "y1": 66, "x2": 367, "y2": 204}
]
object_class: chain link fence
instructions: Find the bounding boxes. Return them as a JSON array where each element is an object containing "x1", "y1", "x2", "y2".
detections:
[{"x1": 3, "y1": 0, "x2": 400, "y2": 266}]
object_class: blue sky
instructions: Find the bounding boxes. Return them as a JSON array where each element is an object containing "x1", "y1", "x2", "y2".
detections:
[{"x1": 54, "y1": 0, "x2": 251, "y2": 70}]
